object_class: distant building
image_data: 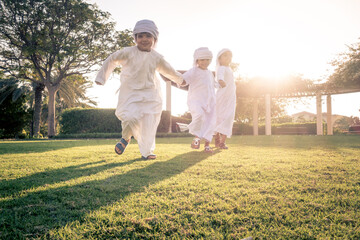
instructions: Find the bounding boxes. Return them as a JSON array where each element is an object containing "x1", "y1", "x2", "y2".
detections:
[{"x1": 291, "y1": 111, "x2": 316, "y2": 122}]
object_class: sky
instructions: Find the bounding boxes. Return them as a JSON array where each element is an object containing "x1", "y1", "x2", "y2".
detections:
[{"x1": 86, "y1": 0, "x2": 360, "y2": 118}]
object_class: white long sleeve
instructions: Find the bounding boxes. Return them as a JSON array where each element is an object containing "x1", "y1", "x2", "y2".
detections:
[
  {"x1": 95, "y1": 49, "x2": 127, "y2": 85},
  {"x1": 157, "y1": 58, "x2": 183, "y2": 85}
]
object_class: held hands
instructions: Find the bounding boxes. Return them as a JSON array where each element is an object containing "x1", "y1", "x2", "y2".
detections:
[
  {"x1": 179, "y1": 79, "x2": 187, "y2": 87},
  {"x1": 219, "y1": 80, "x2": 226, "y2": 88}
]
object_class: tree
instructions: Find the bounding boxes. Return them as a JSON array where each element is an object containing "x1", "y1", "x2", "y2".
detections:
[
  {"x1": 56, "y1": 75, "x2": 96, "y2": 109},
  {"x1": 40, "y1": 75, "x2": 97, "y2": 135},
  {"x1": 236, "y1": 74, "x2": 316, "y2": 98},
  {"x1": 328, "y1": 40, "x2": 360, "y2": 88},
  {"x1": 0, "y1": 0, "x2": 133, "y2": 137},
  {"x1": 235, "y1": 97, "x2": 287, "y2": 123},
  {"x1": 234, "y1": 75, "x2": 314, "y2": 123}
]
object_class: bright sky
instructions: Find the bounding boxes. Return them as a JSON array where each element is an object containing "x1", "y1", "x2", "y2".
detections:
[{"x1": 87, "y1": 0, "x2": 360, "y2": 118}]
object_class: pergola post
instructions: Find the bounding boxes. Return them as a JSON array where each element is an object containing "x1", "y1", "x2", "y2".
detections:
[
  {"x1": 166, "y1": 81, "x2": 172, "y2": 133},
  {"x1": 253, "y1": 99, "x2": 259, "y2": 136},
  {"x1": 316, "y1": 93, "x2": 323, "y2": 135},
  {"x1": 327, "y1": 94, "x2": 333, "y2": 135},
  {"x1": 265, "y1": 94, "x2": 271, "y2": 135}
]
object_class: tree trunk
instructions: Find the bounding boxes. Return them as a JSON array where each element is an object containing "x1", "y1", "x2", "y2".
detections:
[
  {"x1": 33, "y1": 83, "x2": 45, "y2": 137},
  {"x1": 46, "y1": 84, "x2": 60, "y2": 138}
]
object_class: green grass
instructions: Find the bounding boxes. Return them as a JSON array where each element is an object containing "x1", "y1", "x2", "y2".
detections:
[{"x1": 0, "y1": 136, "x2": 359, "y2": 239}]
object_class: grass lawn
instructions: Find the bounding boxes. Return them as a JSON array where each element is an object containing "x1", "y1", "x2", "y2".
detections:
[{"x1": 0, "y1": 136, "x2": 359, "y2": 239}]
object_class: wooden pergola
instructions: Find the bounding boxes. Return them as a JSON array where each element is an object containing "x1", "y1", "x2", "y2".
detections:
[
  {"x1": 160, "y1": 73, "x2": 360, "y2": 135},
  {"x1": 251, "y1": 87, "x2": 360, "y2": 136}
]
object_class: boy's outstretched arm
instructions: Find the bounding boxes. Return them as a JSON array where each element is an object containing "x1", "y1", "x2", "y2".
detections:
[
  {"x1": 95, "y1": 50, "x2": 126, "y2": 86},
  {"x1": 157, "y1": 58, "x2": 184, "y2": 86}
]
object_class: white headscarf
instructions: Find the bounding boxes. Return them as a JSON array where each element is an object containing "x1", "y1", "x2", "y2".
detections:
[
  {"x1": 216, "y1": 48, "x2": 232, "y2": 67},
  {"x1": 193, "y1": 47, "x2": 213, "y2": 67},
  {"x1": 133, "y1": 19, "x2": 159, "y2": 40}
]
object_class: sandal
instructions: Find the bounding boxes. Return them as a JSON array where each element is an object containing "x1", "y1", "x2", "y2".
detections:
[
  {"x1": 115, "y1": 138, "x2": 130, "y2": 155},
  {"x1": 204, "y1": 146, "x2": 213, "y2": 153},
  {"x1": 142, "y1": 154, "x2": 157, "y2": 160},
  {"x1": 191, "y1": 137, "x2": 201, "y2": 149},
  {"x1": 219, "y1": 143, "x2": 228, "y2": 149}
]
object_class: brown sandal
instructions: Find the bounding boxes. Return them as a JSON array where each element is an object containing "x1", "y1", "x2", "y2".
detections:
[
  {"x1": 142, "y1": 154, "x2": 157, "y2": 160},
  {"x1": 204, "y1": 146, "x2": 213, "y2": 153},
  {"x1": 191, "y1": 137, "x2": 201, "y2": 149},
  {"x1": 219, "y1": 143, "x2": 228, "y2": 149}
]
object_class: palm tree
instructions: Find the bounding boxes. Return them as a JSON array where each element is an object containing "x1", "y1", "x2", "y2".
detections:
[
  {"x1": 0, "y1": 76, "x2": 31, "y2": 105},
  {"x1": 0, "y1": 73, "x2": 46, "y2": 137},
  {"x1": 56, "y1": 75, "x2": 97, "y2": 110},
  {"x1": 0, "y1": 76, "x2": 32, "y2": 138}
]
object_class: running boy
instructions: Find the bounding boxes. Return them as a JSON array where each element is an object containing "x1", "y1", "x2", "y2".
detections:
[{"x1": 95, "y1": 19, "x2": 185, "y2": 159}]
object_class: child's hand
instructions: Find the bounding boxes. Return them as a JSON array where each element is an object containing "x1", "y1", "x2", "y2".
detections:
[
  {"x1": 180, "y1": 79, "x2": 187, "y2": 87},
  {"x1": 219, "y1": 80, "x2": 226, "y2": 88}
]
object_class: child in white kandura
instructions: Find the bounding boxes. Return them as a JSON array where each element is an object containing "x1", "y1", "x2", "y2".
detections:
[
  {"x1": 214, "y1": 49, "x2": 236, "y2": 149},
  {"x1": 95, "y1": 19, "x2": 185, "y2": 160},
  {"x1": 182, "y1": 47, "x2": 216, "y2": 153}
]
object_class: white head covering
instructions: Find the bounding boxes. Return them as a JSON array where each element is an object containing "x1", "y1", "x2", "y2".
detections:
[
  {"x1": 193, "y1": 47, "x2": 213, "y2": 67},
  {"x1": 133, "y1": 19, "x2": 159, "y2": 40},
  {"x1": 216, "y1": 48, "x2": 232, "y2": 67}
]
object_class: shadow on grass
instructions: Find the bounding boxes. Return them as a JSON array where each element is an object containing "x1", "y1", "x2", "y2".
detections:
[
  {"x1": 0, "y1": 160, "x2": 139, "y2": 199},
  {"x1": 229, "y1": 135, "x2": 360, "y2": 150},
  {"x1": 0, "y1": 150, "x2": 216, "y2": 239},
  {"x1": 0, "y1": 139, "x2": 117, "y2": 155}
]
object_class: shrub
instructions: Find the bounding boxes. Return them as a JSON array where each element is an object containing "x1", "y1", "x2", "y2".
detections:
[
  {"x1": 59, "y1": 108, "x2": 322, "y2": 137},
  {"x1": 157, "y1": 111, "x2": 171, "y2": 133},
  {"x1": 232, "y1": 122, "x2": 318, "y2": 135},
  {"x1": 233, "y1": 123, "x2": 253, "y2": 135},
  {"x1": 0, "y1": 94, "x2": 31, "y2": 139},
  {"x1": 59, "y1": 108, "x2": 122, "y2": 134},
  {"x1": 171, "y1": 115, "x2": 191, "y2": 132},
  {"x1": 54, "y1": 132, "x2": 122, "y2": 139},
  {"x1": 272, "y1": 122, "x2": 317, "y2": 135},
  {"x1": 60, "y1": 109, "x2": 179, "y2": 135}
]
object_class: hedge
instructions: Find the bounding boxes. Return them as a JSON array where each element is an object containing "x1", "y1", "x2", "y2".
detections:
[
  {"x1": 232, "y1": 122, "x2": 319, "y2": 135},
  {"x1": 59, "y1": 108, "x2": 122, "y2": 134},
  {"x1": 59, "y1": 108, "x2": 320, "y2": 137},
  {"x1": 170, "y1": 115, "x2": 192, "y2": 133},
  {"x1": 272, "y1": 122, "x2": 317, "y2": 135},
  {"x1": 59, "y1": 108, "x2": 187, "y2": 135},
  {"x1": 157, "y1": 111, "x2": 171, "y2": 133},
  {"x1": 54, "y1": 132, "x2": 122, "y2": 139}
]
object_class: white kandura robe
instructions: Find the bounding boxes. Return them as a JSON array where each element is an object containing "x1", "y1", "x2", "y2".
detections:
[
  {"x1": 95, "y1": 46, "x2": 183, "y2": 157},
  {"x1": 215, "y1": 66, "x2": 236, "y2": 137},
  {"x1": 183, "y1": 67, "x2": 216, "y2": 142}
]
